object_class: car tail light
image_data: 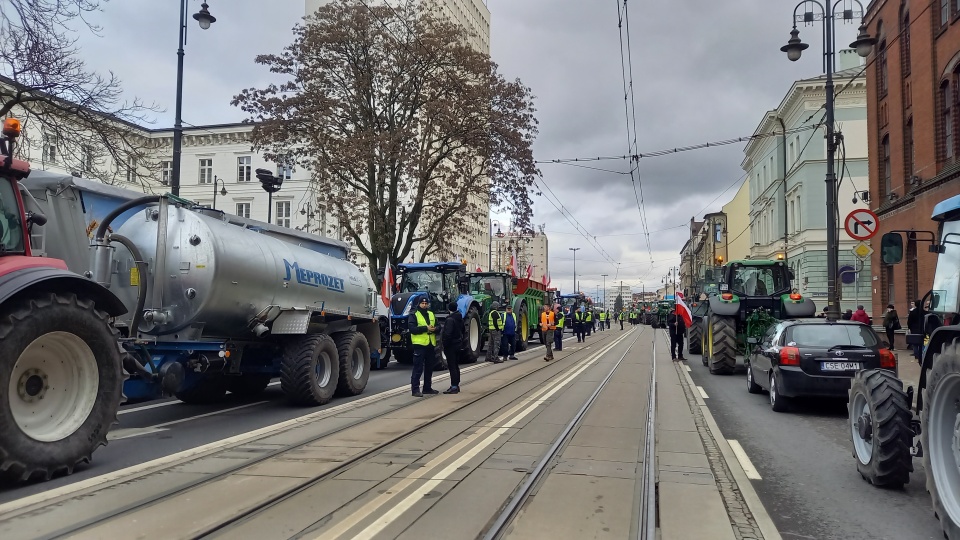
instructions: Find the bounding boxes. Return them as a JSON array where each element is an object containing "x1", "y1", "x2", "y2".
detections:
[
  {"x1": 880, "y1": 349, "x2": 897, "y2": 369},
  {"x1": 780, "y1": 346, "x2": 801, "y2": 366},
  {"x1": 721, "y1": 293, "x2": 734, "y2": 301},
  {"x1": 789, "y1": 293, "x2": 802, "y2": 300}
]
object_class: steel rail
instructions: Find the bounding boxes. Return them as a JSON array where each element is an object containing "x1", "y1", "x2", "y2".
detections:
[
  {"x1": 28, "y1": 336, "x2": 611, "y2": 540},
  {"x1": 483, "y1": 327, "x2": 646, "y2": 540},
  {"x1": 638, "y1": 330, "x2": 659, "y2": 540}
]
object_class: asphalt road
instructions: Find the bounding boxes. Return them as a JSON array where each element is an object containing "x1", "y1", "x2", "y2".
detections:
[
  {"x1": 0, "y1": 337, "x2": 574, "y2": 504},
  {"x1": 685, "y1": 347, "x2": 944, "y2": 540}
]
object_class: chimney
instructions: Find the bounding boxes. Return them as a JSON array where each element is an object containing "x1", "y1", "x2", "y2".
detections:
[{"x1": 837, "y1": 48, "x2": 863, "y2": 71}]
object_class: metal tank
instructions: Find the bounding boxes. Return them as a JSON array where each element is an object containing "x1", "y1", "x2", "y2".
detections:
[{"x1": 113, "y1": 202, "x2": 375, "y2": 337}]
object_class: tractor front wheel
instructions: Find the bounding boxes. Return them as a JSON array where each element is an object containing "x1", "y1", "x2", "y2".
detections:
[
  {"x1": 688, "y1": 318, "x2": 703, "y2": 355},
  {"x1": 708, "y1": 313, "x2": 737, "y2": 375},
  {"x1": 921, "y1": 342, "x2": 960, "y2": 538},
  {"x1": 848, "y1": 369, "x2": 913, "y2": 488}
]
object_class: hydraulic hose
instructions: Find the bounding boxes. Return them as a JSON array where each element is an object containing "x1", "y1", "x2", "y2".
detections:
[
  {"x1": 95, "y1": 195, "x2": 161, "y2": 242},
  {"x1": 109, "y1": 234, "x2": 148, "y2": 337}
]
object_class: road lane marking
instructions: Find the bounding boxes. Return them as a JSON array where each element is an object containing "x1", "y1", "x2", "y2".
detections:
[
  {"x1": 728, "y1": 440, "x2": 762, "y2": 480},
  {"x1": 684, "y1": 365, "x2": 692, "y2": 372},
  {"x1": 0, "y1": 363, "x2": 493, "y2": 515},
  {"x1": 108, "y1": 401, "x2": 270, "y2": 440},
  {"x1": 697, "y1": 386, "x2": 709, "y2": 399},
  {"x1": 311, "y1": 332, "x2": 635, "y2": 540}
]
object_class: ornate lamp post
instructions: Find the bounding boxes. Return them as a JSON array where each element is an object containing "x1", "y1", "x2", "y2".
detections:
[
  {"x1": 780, "y1": 0, "x2": 875, "y2": 318},
  {"x1": 211, "y1": 175, "x2": 227, "y2": 210},
  {"x1": 171, "y1": 1, "x2": 216, "y2": 196}
]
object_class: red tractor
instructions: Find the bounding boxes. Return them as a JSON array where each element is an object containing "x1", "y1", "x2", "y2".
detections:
[{"x1": 0, "y1": 119, "x2": 127, "y2": 482}]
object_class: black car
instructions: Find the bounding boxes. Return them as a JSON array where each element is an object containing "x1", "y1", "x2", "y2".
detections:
[{"x1": 746, "y1": 319, "x2": 897, "y2": 412}]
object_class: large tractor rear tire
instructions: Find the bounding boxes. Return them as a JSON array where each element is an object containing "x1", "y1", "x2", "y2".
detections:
[
  {"x1": 515, "y1": 306, "x2": 529, "y2": 352},
  {"x1": 848, "y1": 369, "x2": 913, "y2": 488},
  {"x1": 921, "y1": 342, "x2": 960, "y2": 538},
  {"x1": 0, "y1": 292, "x2": 123, "y2": 483},
  {"x1": 708, "y1": 313, "x2": 737, "y2": 375},
  {"x1": 462, "y1": 308, "x2": 482, "y2": 364},
  {"x1": 334, "y1": 332, "x2": 370, "y2": 397},
  {"x1": 281, "y1": 334, "x2": 340, "y2": 406},
  {"x1": 688, "y1": 318, "x2": 703, "y2": 355}
]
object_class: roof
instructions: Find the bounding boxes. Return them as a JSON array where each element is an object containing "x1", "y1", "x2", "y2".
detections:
[
  {"x1": 932, "y1": 193, "x2": 960, "y2": 221},
  {"x1": 728, "y1": 259, "x2": 781, "y2": 266},
  {"x1": 399, "y1": 262, "x2": 465, "y2": 271}
]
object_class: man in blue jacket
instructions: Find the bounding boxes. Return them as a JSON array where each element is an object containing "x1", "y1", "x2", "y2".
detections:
[{"x1": 501, "y1": 305, "x2": 519, "y2": 361}]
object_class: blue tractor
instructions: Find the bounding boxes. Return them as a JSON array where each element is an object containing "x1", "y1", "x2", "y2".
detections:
[{"x1": 385, "y1": 262, "x2": 483, "y2": 367}]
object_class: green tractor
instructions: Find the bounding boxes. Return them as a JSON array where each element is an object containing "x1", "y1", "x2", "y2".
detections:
[
  {"x1": 687, "y1": 298, "x2": 708, "y2": 355},
  {"x1": 466, "y1": 272, "x2": 546, "y2": 352},
  {"x1": 653, "y1": 300, "x2": 674, "y2": 328},
  {"x1": 700, "y1": 260, "x2": 816, "y2": 374}
]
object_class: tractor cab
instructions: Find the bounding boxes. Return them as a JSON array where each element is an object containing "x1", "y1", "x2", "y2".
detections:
[
  {"x1": 396, "y1": 262, "x2": 467, "y2": 315},
  {"x1": 720, "y1": 260, "x2": 795, "y2": 319},
  {"x1": 467, "y1": 272, "x2": 515, "y2": 308},
  {"x1": 0, "y1": 119, "x2": 33, "y2": 257}
]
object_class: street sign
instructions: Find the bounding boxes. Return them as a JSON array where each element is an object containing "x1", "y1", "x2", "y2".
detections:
[
  {"x1": 852, "y1": 241, "x2": 874, "y2": 260},
  {"x1": 844, "y1": 209, "x2": 879, "y2": 241}
]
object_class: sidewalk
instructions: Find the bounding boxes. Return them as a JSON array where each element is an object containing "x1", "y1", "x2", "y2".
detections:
[{"x1": 655, "y1": 332, "x2": 781, "y2": 540}]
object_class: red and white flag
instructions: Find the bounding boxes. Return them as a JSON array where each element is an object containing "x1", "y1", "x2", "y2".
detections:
[
  {"x1": 541, "y1": 273, "x2": 548, "y2": 286},
  {"x1": 476, "y1": 265, "x2": 482, "y2": 272},
  {"x1": 675, "y1": 291, "x2": 693, "y2": 328},
  {"x1": 525, "y1": 264, "x2": 533, "y2": 279},
  {"x1": 380, "y1": 257, "x2": 394, "y2": 311},
  {"x1": 509, "y1": 246, "x2": 518, "y2": 277}
]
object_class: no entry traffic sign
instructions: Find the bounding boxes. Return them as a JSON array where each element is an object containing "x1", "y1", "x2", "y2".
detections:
[{"x1": 844, "y1": 209, "x2": 879, "y2": 241}]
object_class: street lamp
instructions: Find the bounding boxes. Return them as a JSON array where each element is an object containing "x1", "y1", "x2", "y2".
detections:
[
  {"x1": 781, "y1": 0, "x2": 875, "y2": 319},
  {"x1": 211, "y1": 175, "x2": 227, "y2": 210},
  {"x1": 600, "y1": 273, "x2": 608, "y2": 308},
  {"x1": 569, "y1": 247, "x2": 580, "y2": 293},
  {"x1": 488, "y1": 219, "x2": 503, "y2": 271},
  {"x1": 171, "y1": 1, "x2": 216, "y2": 197},
  {"x1": 255, "y1": 168, "x2": 283, "y2": 223},
  {"x1": 300, "y1": 202, "x2": 315, "y2": 233}
]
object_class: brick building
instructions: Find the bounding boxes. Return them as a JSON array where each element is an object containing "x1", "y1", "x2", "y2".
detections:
[{"x1": 864, "y1": 0, "x2": 960, "y2": 318}]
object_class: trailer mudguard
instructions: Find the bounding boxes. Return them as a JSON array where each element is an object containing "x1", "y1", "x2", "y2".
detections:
[
  {"x1": 708, "y1": 294, "x2": 740, "y2": 316},
  {"x1": 781, "y1": 296, "x2": 817, "y2": 318},
  {"x1": 0, "y1": 266, "x2": 126, "y2": 316}
]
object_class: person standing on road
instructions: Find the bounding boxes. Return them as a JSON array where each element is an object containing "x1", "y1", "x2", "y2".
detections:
[
  {"x1": 501, "y1": 305, "x2": 518, "y2": 361},
  {"x1": 605, "y1": 310, "x2": 611, "y2": 330},
  {"x1": 851, "y1": 305, "x2": 871, "y2": 324},
  {"x1": 541, "y1": 305, "x2": 556, "y2": 361},
  {"x1": 574, "y1": 307, "x2": 586, "y2": 342},
  {"x1": 618, "y1": 309, "x2": 625, "y2": 330},
  {"x1": 408, "y1": 297, "x2": 438, "y2": 397},
  {"x1": 598, "y1": 310, "x2": 607, "y2": 331},
  {"x1": 908, "y1": 300, "x2": 923, "y2": 359},
  {"x1": 441, "y1": 302, "x2": 464, "y2": 394},
  {"x1": 882, "y1": 303, "x2": 900, "y2": 349},
  {"x1": 666, "y1": 310, "x2": 686, "y2": 361},
  {"x1": 585, "y1": 309, "x2": 593, "y2": 336},
  {"x1": 554, "y1": 306, "x2": 565, "y2": 351},
  {"x1": 486, "y1": 302, "x2": 504, "y2": 364}
]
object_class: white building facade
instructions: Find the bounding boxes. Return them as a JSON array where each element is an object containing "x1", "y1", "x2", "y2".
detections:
[
  {"x1": 490, "y1": 231, "x2": 549, "y2": 281},
  {"x1": 741, "y1": 50, "x2": 873, "y2": 312}
]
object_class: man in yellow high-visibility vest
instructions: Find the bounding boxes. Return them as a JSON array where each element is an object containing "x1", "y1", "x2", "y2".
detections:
[{"x1": 408, "y1": 297, "x2": 438, "y2": 397}]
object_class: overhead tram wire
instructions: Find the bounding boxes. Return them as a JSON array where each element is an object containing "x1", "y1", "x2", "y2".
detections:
[{"x1": 532, "y1": 177, "x2": 620, "y2": 268}]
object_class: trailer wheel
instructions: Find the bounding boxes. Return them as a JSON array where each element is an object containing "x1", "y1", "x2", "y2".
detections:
[
  {"x1": 463, "y1": 308, "x2": 481, "y2": 363},
  {"x1": 281, "y1": 334, "x2": 340, "y2": 406},
  {"x1": 175, "y1": 375, "x2": 228, "y2": 404},
  {"x1": 334, "y1": 332, "x2": 370, "y2": 397},
  {"x1": 226, "y1": 374, "x2": 272, "y2": 399},
  {"x1": 688, "y1": 319, "x2": 703, "y2": 355},
  {"x1": 708, "y1": 314, "x2": 737, "y2": 375},
  {"x1": 849, "y1": 369, "x2": 913, "y2": 488},
  {"x1": 0, "y1": 292, "x2": 122, "y2": 483},
  {"x1": 922, "y1": 342, "x2": 960, "y2": 538}
]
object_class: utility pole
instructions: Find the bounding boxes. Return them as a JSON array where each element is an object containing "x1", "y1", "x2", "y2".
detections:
[
  {"x1": 569, "y1": 247, "x2": 580, "y2": 294},
  {"x1": 601, "y1": 273, "x2": 608, "y2": 309}
]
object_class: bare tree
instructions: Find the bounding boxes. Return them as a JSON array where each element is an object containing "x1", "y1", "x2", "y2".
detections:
[
  {"x1": 233, "y1": 0, "x2": 540, "y2": 283},
  {"x1": 0, "y1": 0, "x2": 161, "y2": 188}
]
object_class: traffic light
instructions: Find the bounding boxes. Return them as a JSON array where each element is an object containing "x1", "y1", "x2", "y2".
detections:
[{"x1": 256, "y1": 168, "x2": 283, "y2": 194}]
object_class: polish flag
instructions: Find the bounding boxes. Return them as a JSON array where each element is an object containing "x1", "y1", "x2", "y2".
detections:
[
  {"x1": 526, "y1": 264, "x2": 533, "y2": 279},
  {"x1": 541, "y1": 273, "x2": 548, "y2": 286},
  {"x1": 675, "y1": 291, "x2": 693, "y2": 328},
  {"x1": 381, "y1": 257, "x2": 394, "y2": 311},
  {"x1": 509, "y1": 246, "x2": 518, "y2": 277},
  {"x1": 476, "y1": 265, "x2": 482, "y2": 272}
]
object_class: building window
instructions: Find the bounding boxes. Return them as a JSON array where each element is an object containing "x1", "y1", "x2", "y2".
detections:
[
  {"x1": 796, "y1": 195, "x2": 801, "y2": 231},
  {"x1": 904, "y1": 119, "x2": 914, "y2": 181},
  {"x1": 236, "y1": 202, "x2": 251, "y2": 219},
  {"x1": 943, "y1": 0, "x2": 951, "y2": 26},
  {"x1": 789, "y1": 199, "x2": 795, "y2": 233},
  {"x1": 275, "y1": 201, "x2": 291, "y2": 227},
  {"x1": 881, "y1": 135, "x2": 891, "y2": 196},
  {"x1": 160, "y1": 160, "x2": 172, "y2": 186},
  {"x1": 277, "y1": 162, "x2": 293, "y2": 180},
  {"x1": 42, "y1": 134, "x2": 58, "y2": 163},
  {"x1": 199, "y1": 159, "x2": 213, "y2": 184},
  {"x1": 126, "y1": 156, "x2": 136, "y2": 183},
  {"x1": 877, "y1": 39, "x2": 888, "y2": 97},
  {"x1": 942, "y1": 82, "x2": 954, "y2": 161},
  {"x1": 237, "y1": 156, "x2": 252, "y2": 182},
  {"x1": 900, "y1": 10, "x2": 911, "y2": 76}
]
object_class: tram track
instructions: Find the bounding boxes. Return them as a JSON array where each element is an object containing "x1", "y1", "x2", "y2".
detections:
[{"x1": 0, "y1": 331, "x2": 634, "y2": 540}]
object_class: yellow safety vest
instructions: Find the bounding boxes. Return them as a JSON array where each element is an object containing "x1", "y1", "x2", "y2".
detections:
[
  {"x1": 599, "y1": 312, "x2": 607, "y2": 321},
  {"x1": 488, "y1": 310, "x2": 502, "y2": 330},
  {"x1": 411, "y1": 310, "x2": 436, "y2": 346}
]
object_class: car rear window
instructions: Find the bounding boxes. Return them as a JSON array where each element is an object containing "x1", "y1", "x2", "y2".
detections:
[{"x1": 785, "y1": 324, "x2": 879, "y2": 348}]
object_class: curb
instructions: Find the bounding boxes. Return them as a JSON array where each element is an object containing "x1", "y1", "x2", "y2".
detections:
[{"x1": 676, "y1": 359, "x2": 782, "y2": 540}]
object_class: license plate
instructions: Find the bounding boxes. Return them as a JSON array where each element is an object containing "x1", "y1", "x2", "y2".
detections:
[{"x1": 821, "y1": 361, "x2": 861, "y2": 371}]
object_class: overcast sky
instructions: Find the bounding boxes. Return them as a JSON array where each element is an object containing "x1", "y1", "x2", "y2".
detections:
[{"x1": 73, "y1": 0, "x2": 862, "y2": 299}]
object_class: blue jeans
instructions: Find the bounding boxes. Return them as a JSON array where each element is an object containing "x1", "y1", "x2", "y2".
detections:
[{"x1": 412, "y1": 344, "x2": 435, "y2": 392}]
